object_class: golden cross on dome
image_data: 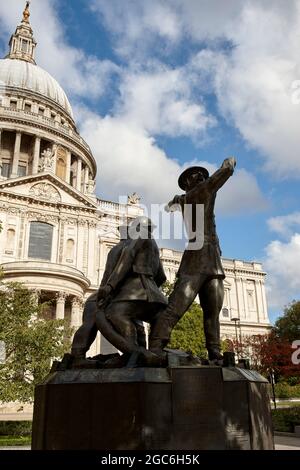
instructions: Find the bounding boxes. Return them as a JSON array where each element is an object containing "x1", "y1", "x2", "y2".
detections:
[{"x1": 23, "y1": 1, "x2": 31, "y2": 23}]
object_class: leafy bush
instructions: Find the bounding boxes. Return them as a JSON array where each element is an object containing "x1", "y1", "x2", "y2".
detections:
[
  {"x1": 275, "y1": 382, "x2": 300, "y2": 399},
  {"x1": 0, "y1": 276, "x2": 73, "y2": 403},
  {"x1": 0, "y1": 421, "x2": 32, "y2": 437},
  {"x1": 168, "y1": 302, "x2": 206, "y2": 358},
  {"x1": 161, "y1": 282, "x2": 206, "y2": 358},
  {"x1": 286, "y1": 376, "x2": 300, "y2": 386},
  {"x1": 272, "y1": 407, "x2": 300, "y2": 432}
]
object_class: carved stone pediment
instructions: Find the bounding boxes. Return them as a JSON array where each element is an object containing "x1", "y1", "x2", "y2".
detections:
[
  {"x1": 0, "y1": 173, "x2": 98, "y2": 210},
  {"x1": 29, "y1": 182, "x2": 61, "y2": 202},
  {"x1": 98, "y1": 226, "x2": 120, "y2": 239}
]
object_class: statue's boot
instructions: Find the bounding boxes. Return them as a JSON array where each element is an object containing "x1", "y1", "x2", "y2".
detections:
[
  {"x1": 126, "y1": 348, "x2": 167, "y2": 367},
  {"x1": 207, "y1": 348, "x2": 223, "y2": 361},
  {"x1": 70, "y1": 347, "x2": 86, "y2": 359},
  {"x1": 207, "y1": 348, "x2": 223, "y2": 366},
  {"x1": 148, "y1": 339, "x2": 169, "y2": 361},
  {"x1": 71, "y1": 348, "x2": 98, "y2": 368}
]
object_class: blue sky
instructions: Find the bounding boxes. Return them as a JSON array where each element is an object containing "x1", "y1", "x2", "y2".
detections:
[{"x1": 1, "y1": 0, "x2": 300, "y2": 322}]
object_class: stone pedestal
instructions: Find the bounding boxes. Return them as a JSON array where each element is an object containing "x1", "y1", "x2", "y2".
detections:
[{"x1": 32, "y1": 366, "x2": 274, "y2": 450}]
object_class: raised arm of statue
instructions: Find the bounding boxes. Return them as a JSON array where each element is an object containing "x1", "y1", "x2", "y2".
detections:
[
  {"x1": 165, "y1": 195, "x2": 183, "y2": 212},
  {"x1": 205, "y1": 157, "x2": 236, "y2": 193}
]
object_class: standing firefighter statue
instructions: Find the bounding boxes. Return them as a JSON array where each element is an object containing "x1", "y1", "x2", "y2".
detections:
[{"x1": 149, "y1": 157, "x2": 236, "y2": 362}]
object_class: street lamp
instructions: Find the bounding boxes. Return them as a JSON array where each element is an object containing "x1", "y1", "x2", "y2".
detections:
[{"x1": 231, "y1": 317, "x2": 240, "y2": 359}]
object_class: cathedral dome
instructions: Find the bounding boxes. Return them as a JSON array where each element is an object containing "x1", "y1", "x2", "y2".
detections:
[
  {"x1": 0, "y1": 3, "x2": 97, "y2": 186},
  {"x1": 0, "y1": 58, "x2": 73, "y2": 118}
]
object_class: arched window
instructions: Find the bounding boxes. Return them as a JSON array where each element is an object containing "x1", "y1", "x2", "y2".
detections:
[
  {"x1": 24, "y1": 103, "x2": 32, "y2": 113},
  {"x1": 28, "y1": 222, "x2": 53, "y2": 261},
  {"x1": 56, "y1": 157, "x2": 66, "y2": 180},
  {"x1": 5, "y1": 228, "x2": 15, "y2": 254},
  {"x1": 66, "y1": 239, "x2": 75, "y2": 262},
  {"x1": 222, "y1": 307, "x2": 229, "y2": 318},
  {"x1": 223, "y1": 339, "x2": 234, "y2": 353}
]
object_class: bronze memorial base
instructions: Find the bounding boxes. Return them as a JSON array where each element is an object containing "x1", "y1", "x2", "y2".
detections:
[{"x1": 32, "y1": 362, "x2": 274, "y2": 450}]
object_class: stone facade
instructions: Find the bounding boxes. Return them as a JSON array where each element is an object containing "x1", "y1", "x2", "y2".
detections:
[{"x1": 0, "y1": 6, "x2": 271, "y2": 358}]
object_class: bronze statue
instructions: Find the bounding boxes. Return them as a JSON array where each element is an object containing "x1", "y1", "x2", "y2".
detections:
[
  {"x1": 96, "y1": 216, "x2": 167, "y2": 357},
  {"x1": 71, "y1": 224, "x2": 147, "y2": 361},
  {"x1": 71, "y1": 158, "x2": 236, "y2": 366},
  {"x1": 149, "y1": 157, "x2": 236, "y2": 361}
]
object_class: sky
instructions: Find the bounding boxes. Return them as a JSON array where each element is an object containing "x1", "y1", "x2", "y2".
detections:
[{"x1": 0, "y1": 0, "x2": 300, "y2": 322}]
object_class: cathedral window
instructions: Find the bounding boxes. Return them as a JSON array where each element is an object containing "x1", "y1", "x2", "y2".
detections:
[
  {"x1": 223, "y1": 339, "x2": 234, "y2": 352},
  {"x1": 1, "y1": 163, "x2": 11, "y2": 178},
  {"x1": 21, "y1": 39, "x2": 29, "y2": 53},
  {"x1": 10, "y1": 100, "x2": 17, "y2": 110},
  {"x1": 66, "y1": 239, "x2": 75, "y2": 263},
  {"x1": 56, "y1": 157, "x2": 66, "y2": 180},
  {"x1": 24, "y1": 103, "x2": 32, "y2": 113},
  {"x1": 5, "y1": 228, "x2": 16, "y2": 255},
  {"x1": 247, "y1": 290, "x2": 256, "y2": 310},
  {"x1": 28, "y1": 222, "x2": 53, "y2": 261},
  {"x1": 246, "y1": 280, "x2": 256, "y2": 310},
  {"x1": 222, "y1": 307, "x2": 229, "y2": 318},
  {"x1": 38, "y1": 107, "x2": 45, "y2": 116},
  {"x1": 17, "y1": 165, "x2": 26, "y2": 177}
]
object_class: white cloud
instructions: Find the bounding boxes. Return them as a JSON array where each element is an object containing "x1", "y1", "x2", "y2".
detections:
[
  {"x1": 265, "y1": 233, "x2": 300, "y2": 309},
  {"x1": 185, "y1": 1, "x2": 300, "y2": 178},
  {"x1": 90, "y1": 0, "x2": 241, "y2": 53},
  {"x1": 91, "y1": 0, "x2": 300, "y2": 178},
  {"x1": 90, "y1": 0, "x2": 182, "y2": 57},
  {"x1": 77, "y1": 109, "x2": 183, "y2": 205},
  {"x1": 268, "y1": 212, "x2": 300, "y2": 238},
  {"x1": 187, "y1": 160, "x2": 267, "y2": 215},
  {"x1": 0, "y1": 0, "x2": 266, "y2": 216},
  {"x1": 77, "y1": 107, "x2": 266, "y2": 216},
  {"x1": 0, "y1": 0, "x2": 118, "y2": 100},
  {"x1": 217, "y1": 168, "x2": 268, "y2": 215},
  {"x1": 116, "y1": 64, "x2": 215, "y2": 138}
]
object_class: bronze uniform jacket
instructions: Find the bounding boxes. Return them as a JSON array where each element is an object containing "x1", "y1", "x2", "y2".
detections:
[
  {"x1": 175, "y1": 160, "x2": 235, "y2": 278},
  {"x1": 106, "y1": 237, "x2": 167, "y2": 305},
  {"x1": 84, "y1": 239, "x2": 131, "y2": 304}
]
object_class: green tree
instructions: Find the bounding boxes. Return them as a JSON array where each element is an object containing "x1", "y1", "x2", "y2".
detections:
[
  {"x1": 162, "y1": 281, "x2": 206, "y2": 358},
  {"x1": 273, "y1": 300, "x2": 300, "y2": 342},
  {"x1": 0, "y1": 275, "x2": 73, "y2": 403}
]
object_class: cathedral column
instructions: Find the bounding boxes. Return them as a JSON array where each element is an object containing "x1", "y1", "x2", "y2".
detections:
[
  {"x1": 66, "y1": 150, "x2": 71, "y2": 184},
  {"x1": 11, "y1": 131, "x2": 22, "y2": 177},
  {"x1": 32, "y1": 136, "x2": 41, "y2": 174},
  {"x1": 261, "y1": 280, "x2": 268, "y2": 321},
  {"x1": 56, "y1": 291, "x2": 67, "y2": 320},
  {"x1": 84, "y1": 165, "x2": 89, "y2": 193},
  {"x1": 71, "y1": 296, "x2": 83, "y2": 328},
  {"x1": 51, "y1": 143, "x2": 57, "y2": 175},
  {"x1": 76, "y1": 158, "x2": 82, "y2": 191}
]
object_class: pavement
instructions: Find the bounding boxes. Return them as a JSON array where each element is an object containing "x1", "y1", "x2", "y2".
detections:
[
  {"x1": 274, "y1": 435, "x2": 300, "y2": 450},
  {"x1": 1, "y1": 411, "x2": 300, "y2": 451},
  {"x1": 0, "y1": 446, "x2": 31, "y2": 450},
  {"x1": 0, "y1": 436, "x2": 300, "y2": 451}
]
